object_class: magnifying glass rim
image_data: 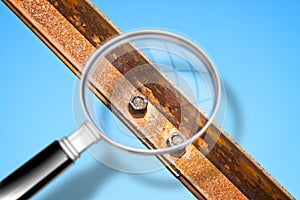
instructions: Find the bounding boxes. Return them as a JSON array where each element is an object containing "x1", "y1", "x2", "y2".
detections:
[{"x1": 80, "y1": 29, "x2": 221, "y2": 155}]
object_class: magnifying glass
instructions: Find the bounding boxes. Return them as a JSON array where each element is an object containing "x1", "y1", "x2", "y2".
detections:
[{"x1": 0, "y1": 29, "x2": 223, "y2": 199}]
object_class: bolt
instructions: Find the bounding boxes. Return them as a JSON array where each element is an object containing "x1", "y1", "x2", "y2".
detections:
[
  {"x1": 167, "y1": 132, "x2": 187, "y2": 158},
  {"x1": 128, "y1": 94, "x2": 148, "y2": 118}
]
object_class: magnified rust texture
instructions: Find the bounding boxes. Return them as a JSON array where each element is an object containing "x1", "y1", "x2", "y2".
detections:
[{"x1": 2, "y1": 0, "x2": 294, "y2": 199}]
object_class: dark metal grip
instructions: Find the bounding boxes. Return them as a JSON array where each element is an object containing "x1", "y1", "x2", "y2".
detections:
[{"x1": 0, "y1": 141, "x2": 73, "y2": 200}]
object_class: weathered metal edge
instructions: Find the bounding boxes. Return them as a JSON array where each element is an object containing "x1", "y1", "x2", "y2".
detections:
[{"x1": 45, "y1": 1, "x2": 292, "y2": 199}]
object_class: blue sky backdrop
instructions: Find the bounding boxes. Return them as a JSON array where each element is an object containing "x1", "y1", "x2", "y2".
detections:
[{"x1": 0, "y1": 1, "x2": 299, "y2": 199}]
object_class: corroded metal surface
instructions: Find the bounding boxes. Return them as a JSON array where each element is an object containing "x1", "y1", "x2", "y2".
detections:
[{"x1": 2, "y1": 0, "x2": 294, "y2": 199}]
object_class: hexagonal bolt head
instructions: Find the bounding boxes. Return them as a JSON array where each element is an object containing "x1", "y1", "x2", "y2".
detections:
[
  {"x1": 166, "y1": 132, "x2": 187, "y2": 158},
  {"x1": 128, "y1": 94, "x2": 148, "y2": 118}
]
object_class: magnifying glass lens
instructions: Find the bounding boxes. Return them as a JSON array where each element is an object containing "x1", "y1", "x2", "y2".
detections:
[{"x1": 77, "y1": 30, "x2": 225, "y2": 172}]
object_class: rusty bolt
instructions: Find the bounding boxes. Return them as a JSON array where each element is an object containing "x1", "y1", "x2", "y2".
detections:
[
  {"x1": 128, "y1": 94, "x2": 148, "y2": 118},
  {"x1": 167, "y1": 132, "x2": 187, "y2": 158}
]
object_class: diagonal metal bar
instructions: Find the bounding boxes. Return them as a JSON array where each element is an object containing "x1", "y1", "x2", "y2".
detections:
[{"x1": 2, "y1": 0, "x2": 294, "y2": 199}]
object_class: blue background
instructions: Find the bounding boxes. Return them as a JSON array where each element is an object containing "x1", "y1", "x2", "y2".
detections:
[{"x1": 1, "y1": 0, "x2": 299, "y2": 199}]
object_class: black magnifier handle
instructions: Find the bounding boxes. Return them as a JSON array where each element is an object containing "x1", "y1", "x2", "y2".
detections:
[
  {"x1": 0, "y1": 122, "x2": 100, "y2": 200},
  {"x1": 0, "y1": 141, "x2": 73, "y2": 200}
]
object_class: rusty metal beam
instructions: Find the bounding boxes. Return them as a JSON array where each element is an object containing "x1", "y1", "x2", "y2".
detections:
[{"x1": 2, "y1": 0, "x2": 294, "y2": 199}]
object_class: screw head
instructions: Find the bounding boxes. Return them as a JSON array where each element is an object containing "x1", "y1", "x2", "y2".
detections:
[
  {"x1": 167, "y1": 132, "x2": 187, "y2": 158},
  {"x1": 128, "y1": 94, "x2": 148, "y2": 118}
]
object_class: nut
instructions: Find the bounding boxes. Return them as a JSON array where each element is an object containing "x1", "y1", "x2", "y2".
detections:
[
  {"x1": 167, "y1": 132, "x2": 187, "y2": 158},
  {"x1": 128, "y1": 94, "x2": 148, "y2": 118}
]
